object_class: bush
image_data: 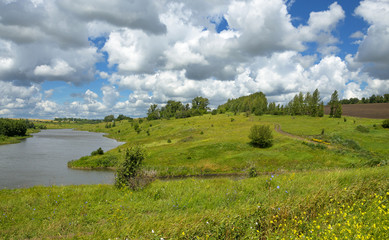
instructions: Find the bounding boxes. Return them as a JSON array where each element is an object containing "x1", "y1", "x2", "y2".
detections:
[
  {"x1": 355, "y1": 125, "x2": 369, "y2": 133},
  {"x1": 91, "y1": 147, "x2": 104, "y2": 156},
  {"x1": 115, "y1": 146, "x2": 146, "y2": 189},
  {"x1": 249, "y1": 125, "x2": 273, "y2": 148},
  {"x1": 248, "y1": 167, "x2": 257, "y2": 178},
  {"x1": 382, "y1": 119, "x2": 389, "y2": 128}
]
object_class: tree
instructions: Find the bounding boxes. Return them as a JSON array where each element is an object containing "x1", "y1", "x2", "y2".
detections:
[
  {"x1": 329, "y1": 90, "x2": 342, "y2": 118},
  {"x1": 191, "y1": 96, "x2": 209, "y2": 114},
  {"x1": 147, "y1": 104, "x2": 160, "y2": 120},
  {"x1": 309, "y1": 89, "x2": 321, "y2": 117},
  {"x1": 104, "y1": 115, "x2": 115, "y2": 122},
  {"x1": 318, "y1": 101, "x2": 324, "y2": 117},
  {"x1": 248, "y1": 125, "x2": 273, "y2": 148},
  {"x1": 115, "y1": 146, "x2": 145, "y2": 189}
]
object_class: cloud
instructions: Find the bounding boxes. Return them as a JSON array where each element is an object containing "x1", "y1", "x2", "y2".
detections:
[
  {"x1": 0, "y1": 0, "x2": 388, "y2": 119},
  {"x1": 350, "y1": 31, "x2": 364, "y2": 39},
  {"x1": 354, "y1": 0, "x2": 389, "y2": 79},
  {"x1": 57, "y1": 0, "x2": 167, "y2": 35},
  {"x1": 297, "y1": 2, "x2": 345, "y2": 55},
  {"x1": 34, "y1": 59, "x2": 75, "y2": 77}
]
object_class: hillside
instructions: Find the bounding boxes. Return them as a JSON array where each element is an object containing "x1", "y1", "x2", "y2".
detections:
[
  {"x1": 53, "y1": 114, "x2": 389, "y2": 177},
  {"x1": 325, "y1": 103, "x2": 389, "y2": 119}
]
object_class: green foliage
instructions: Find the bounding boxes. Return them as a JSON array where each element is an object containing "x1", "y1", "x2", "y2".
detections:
[
  {"x1": 115, "y1": 146, "x2": 146, "y2": 189},
  {"x1": 340, "y1": 93, "x2": 389, "y2": 104},
  {"x1": 330, "y1": 135, "x2": 361, "y2": 150},
  {"x1": 0, "y1": 118, "x2": 28, "y2": 137},
  {"x1": 329, "y1": 90, "x2": 342, "y2": 118},
  {"x1": 147, "y1": 96, "x2": 209, "y2": 120},
  {"x1": 218, "y1": 92, "x2": 268, "y2": 115},
  {"x1": 288, "y1": 89, "x2": 322, "y2": 117},
  {"x1": 382, "y1": 119, "x2": 389, "y2": 128},
  {"x1": 192, "y1": 96, "x2": 210, "y2": 114},
  {"x1": 91, "y1": 147, "x2": 104, "y2": 156},
  {"x1": 355, "y1": 125, "x2": 369, "y2": 133},
  {"x1": 248, "y1": 125, "x2": 273, "y2": 148},
  {"x1": 248, "y1": 167, "x2": 257, "y2": 177},
  {"x1": 104, "y1": 115, "x2": 115, "y2": 122}
]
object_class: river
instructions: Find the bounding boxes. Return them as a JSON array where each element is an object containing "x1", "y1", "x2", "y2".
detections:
[{"x1": 0, "y1": 129, "x2": 123, "y2": 189}]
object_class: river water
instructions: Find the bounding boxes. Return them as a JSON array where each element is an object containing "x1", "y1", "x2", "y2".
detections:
[{"x1": 0, "y1": 129, "x2": 123, "y2": 189}]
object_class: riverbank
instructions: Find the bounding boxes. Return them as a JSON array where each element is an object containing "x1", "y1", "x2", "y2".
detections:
[
  {"x1": 0, "y1": 129, "x2": 40, "y2": 145},
  {"x1": 1, "y1": 166, "x2": 388, "y2": 239}
]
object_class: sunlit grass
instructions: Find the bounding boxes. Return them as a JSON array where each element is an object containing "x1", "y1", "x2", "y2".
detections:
[
  {"x1": 1, "y1": 166, "x2": 388, "y2": 239},
  {"x1": 58, "y1": 114, "x2": 389, "y2": 176}
]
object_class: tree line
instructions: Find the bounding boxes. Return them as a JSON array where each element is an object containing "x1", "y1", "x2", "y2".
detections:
[
  {"x1": 55, "y1": 117, "x2": 103, "y2": 124},
  {"x1": 216, "y1": 89, "x2": 343, "y2": 118},
  {"x1": 147, "y1": 96, "x2": 210, "y2": 120},
  {"x1": 340, "y1": 94, "x2": 389, "y2": 104}
]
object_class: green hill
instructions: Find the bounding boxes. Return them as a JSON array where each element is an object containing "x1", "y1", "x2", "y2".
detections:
[{"x1": 62, "y1": 114, "x2": 388, "y2": 177}]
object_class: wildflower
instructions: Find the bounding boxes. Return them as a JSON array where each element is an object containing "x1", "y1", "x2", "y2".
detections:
[
  {"x1": 151, "y1": 230, "x2": 154, "y2": 233},
  {"x1": 277, "y1": 186, "x2": 280, "y2": 189},
  {"x1": 182, "y1": 232, "x2": 185, "y2": 236}
]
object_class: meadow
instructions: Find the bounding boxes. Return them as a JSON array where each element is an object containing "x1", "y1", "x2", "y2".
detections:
[
  {"x1": 62, "y1": 114, "x2": 388, "y2": 177},
  {"x1": 1, "y1": 166, "x2": 388, "y2": 239},
  {"x1": 1, "y1": 113, "x2": 388, "y2": 239}
]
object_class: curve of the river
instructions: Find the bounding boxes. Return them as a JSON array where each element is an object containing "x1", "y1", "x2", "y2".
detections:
[{"x1": 0, "y1": 129, "x2": 123, "y2": 189}]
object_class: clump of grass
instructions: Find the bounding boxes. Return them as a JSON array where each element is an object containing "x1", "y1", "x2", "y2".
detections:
[
  {"x1": 355, "y1": 125, "x2": 369, "y2": 133},
  {"x1": 382, "y1": 119, "x2": 389, "y2": 128},
  {"x1": 330, "y1": 135, "x2": 361, "y2": 150}
]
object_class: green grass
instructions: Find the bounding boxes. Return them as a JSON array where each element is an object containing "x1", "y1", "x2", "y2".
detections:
[
  {"x1": 1, "y1": 166, "x2": 388, "y2": 239},
  {"x1": 59, "y1": 114, "x2": 388, "y2": 176}
]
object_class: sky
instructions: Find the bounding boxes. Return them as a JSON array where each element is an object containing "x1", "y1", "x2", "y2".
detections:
[{"x1": 0, "y1": 0, "x2": 389, "y2": 119}]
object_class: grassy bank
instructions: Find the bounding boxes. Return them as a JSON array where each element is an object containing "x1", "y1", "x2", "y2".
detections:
[
  {"x1": 0, "y1": 129, "x2": 40, "y2": 145},
  {"x1": 1, "y1": 166, "x2": 388, "y2": 239},
  {"x1": 62, "y1": 114, "x2": 388, "y2": 176}
]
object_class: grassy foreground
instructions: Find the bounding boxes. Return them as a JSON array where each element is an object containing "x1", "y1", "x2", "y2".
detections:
[
  {"x1": 1, "y1": 166, "x2": 388, "y2": 239},
  {"x1": 60, "y1": 114, "x2": 388, "y2": 176}
]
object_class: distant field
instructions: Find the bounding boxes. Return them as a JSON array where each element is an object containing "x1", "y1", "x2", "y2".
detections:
[{"x1": 325, "y1": 103, "x2": 389, "y2": 119}]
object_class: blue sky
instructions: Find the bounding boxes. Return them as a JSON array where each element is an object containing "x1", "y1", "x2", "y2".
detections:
[{"x1": 0, "y1": 0, "x2": 388, "y2": 119}]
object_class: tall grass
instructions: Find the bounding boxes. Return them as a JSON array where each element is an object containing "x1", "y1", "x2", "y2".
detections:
[{"x1": 1, "y1": 166, "x2": 388, "y2": 239}]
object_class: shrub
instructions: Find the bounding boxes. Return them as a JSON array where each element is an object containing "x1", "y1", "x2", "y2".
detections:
[
  {"x1": 115, "y1": 146, "x2": 146, "y2": 189},
  {"x1": 248, "y1": 167, "x2": 257, "y2": 178},
  {"x1": 91, "y1": 147, "x2": 104, "y2": 156},
  {"x1": 355, "y1": 125, "x2": 369, "y2": 133},
  {"x1": 249, "y1": 125, "x2": 273, "y2": 148},
  {"x1": 382, "y1": 119, "x2": 389, "y2": 128}
]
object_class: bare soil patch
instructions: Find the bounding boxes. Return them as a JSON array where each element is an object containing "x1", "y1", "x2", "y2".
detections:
[{"x1": 324, "y1": 103, "x2": 389, "y2": 119}]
